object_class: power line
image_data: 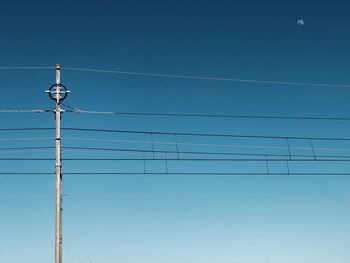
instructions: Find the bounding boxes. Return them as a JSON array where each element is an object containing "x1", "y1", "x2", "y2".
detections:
[
  {"x1": 61, "y1": 147, "x2": 350, "y2": 159},
  {"x1": 0, "y1": 194, "x2": 54, "y2": 199},
  {"x1": 2, "y1": 155, "x2": 350, "y2": 162},
  {"x1": 59, "y1": 158, "x2": 350, "y2": 162},
  {"x1": 0, "y1": 158, "x2": 53, "y2": 160},
  {"x1": 1, "y1": 126, "x2": 350, "y2": 142},
  {"x1": 65, "y1": 106, "x2": 350, "y2": 122},
  {"x1": 62, "y1": 137, "x2": 350, "y2": 152},
  {"x1": 62, "y1": 194, "x2": 350, "y2": 203},
  {"x1": 0, "y1": 137, "x2": 53, "y2": 141},
  {"x1": 0, "y1": 128, "x2": 54, "y2": 131},
  {"x1": 61, "y1": 66, "x2": 350, "y2": 88},
  {"x1": 61, "y1": 127, "x2": 350, "y2": 141},
  {"x1": 59, "y1": 172, "x2": 350, "y2": 177},
  {"x1": 0, "y1": 172, "x2": 54, "y2": 175},
  {"x1": 1, "y1": 193, "x2": 349, "y2": 203},
  {"x1": 0, "y1": 131, "x2": 348, "y2": 154},
  {"x1": 1, "y1": 65, "x2": 349, "y2": 89},
  {"x1": 0, "y1": 109, "x2": 51, "y2": 113},
  {"x1": 1, "y1": 172, "x2": 350, "y2": 177},
  {"x1": 0, "y1": 66, "x2": 54, "y2": 70},
  {"x1": 0, "y1": 146, "x2": 54, "y2": 151},
  {"x1": 1, "y1": 157, "x2": 350, "y2": 161}
]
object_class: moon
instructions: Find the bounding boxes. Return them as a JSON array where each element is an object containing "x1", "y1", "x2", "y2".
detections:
[{"x1": 297, "y1": 19, "x2": 304, "y2": 26}]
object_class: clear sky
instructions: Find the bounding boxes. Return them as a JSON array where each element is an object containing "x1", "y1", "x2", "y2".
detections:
[{"x1": 1, "y1": 0, "x2": 350, "y2": 262}]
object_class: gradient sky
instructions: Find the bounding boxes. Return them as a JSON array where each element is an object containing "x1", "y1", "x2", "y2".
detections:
[{"x1": 1, "y1": 1, "x2": 350, "y2": 262}]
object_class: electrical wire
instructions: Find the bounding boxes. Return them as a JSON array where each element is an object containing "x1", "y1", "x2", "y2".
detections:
[
  {"x1": 1, "y1": 156, "x2": 350, "y2": 161},
  {"x1": 0, "y1": 172, "x2": 54, "y2": 175},
  {"x1": 0, "y1": 158, "x2": 53, "y2": 160},
  {"x1": 0, "y1": 109, "x2": 51, "y2": 113},
  {"x1": 62, "y1": 137, "x2": 350, "y2": 152},
  {"x1": 61, "y1": 127, "x2": 350, "y2": 141},
  {"x1": 47, "y1": 172, "x2": 350, "y2": 177},
  {"x1": 0, "y1": 126, "x2": 328, "y2": 143},
  {"x1": 59, "y1": 158, "x2": 350, "y2": 161},
  {"x1": 1, "y1": 65, "x2": 349, "y2": 88},
  {"x1": 0, "y1": 193, "x2": 348, "y2": 203},
  {"x1": 62, "y1": 194, "x2": 350, "y2": 203},
  {"x1": 1, "y1": 157, "x2": 349, "y2": 161},
  {"x1": 0, "y1": 137, "x2": 53, "y2": 141},
  {"x1": 61, "y1": 66, "x2": 350, "y2": 88},
  {"x1": 60, "y1": 147, "x2": 350, "y2": 159},
  {"x1": 0, "y1": 147, "x2": 54, "y2": 151},
  {"x1": 0, "y1": 194, "x2": 54, "y2": 199},
  {"x1": 0, "y1": 66, "x2": 54, "y2": 70},
  {"x1": 1, "y1": 172, "x2": 350, "y2": 177},
  {"x1": 0, "y1": 128, "x2": 54, "y2": 131},
  {"x1": 0, "y1": 126, "x2": 349, "y2": 142},
  {"x1": 65, "y1": 106, "x2": 350, "y2": 122}
]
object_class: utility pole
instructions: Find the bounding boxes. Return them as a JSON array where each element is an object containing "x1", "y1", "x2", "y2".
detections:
[
  {"x1": 54, "y1": 64, "x2": 62, "y2": 263},
  {"x1": 46, "y1": 64, "x2": 69, "y2": 263}
]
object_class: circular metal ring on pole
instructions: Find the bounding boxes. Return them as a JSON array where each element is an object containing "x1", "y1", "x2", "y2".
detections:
[{"x1": 47, "y1": 84, "x2": 69, "y2": 103}]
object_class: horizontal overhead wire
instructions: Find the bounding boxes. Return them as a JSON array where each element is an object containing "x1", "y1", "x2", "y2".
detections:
[
  {"x1": 46, "y1": 158, "x2": 350, "y2": 161},
  {"x1": 0, "y1": 193, "x2": 349, "y2": 203},
  {"x1": 0, "y1": 147, "x2": 54, "y2": 153},
  {"x1": 1, "y1": 157, "x2": 350, "y2": 161},
  {"x1": 0, "y1": 66, "x2": 54, "y2": 70},
  {"x1": 57, "y1": 172, "x2": 350, "y2": 177},
  {"x1": 61, "y1": 127, "x2": 350, "y2": 141},
  {"x1": 0, "y1": 172, "x2": 349, "y2": 177},
  {"x1": 3, "y1": 126, "x2": 350, "y2": 142},
  {"x1": 0, "y1": 172, "x2": 54, "y2": 175},
  {"x1": 61, "y1": 147, "x2": 350, "y2": 160},
  {"x1": 2, "y1": 104, "x2": 350, "y2": 122},
  {"x1": 5, "y1": 126, "x2": 349, "y2": 142},
  {"x1": 0, "y1": 194, "x2": 54, "y2": 199},
  {"x1": 0, "y1": 109, "x2": 51, "y2": 113},
  {"x1": 0, "y1": 137, "x2": 53, "y2": 141},
  {"x1": 0, "y1": 158, "x2": 54, "y2": 160},
  {"x1": 62, "y1": 137, "x2": 350, "y2": 152},
  {"x1": 65, "y1": 106, "x2": 350, "y2": 122},
  {"x1": 0, "y1": 128, "x2": 54, "y2": 131},
  {"x1": 62, "y1": 194, "x2": 350, "y2": 203}
]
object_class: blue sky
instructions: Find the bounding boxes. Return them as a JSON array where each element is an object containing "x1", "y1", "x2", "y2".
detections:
[{"x1": 1, "y1": 0, "x2": 350, "y2": 262}]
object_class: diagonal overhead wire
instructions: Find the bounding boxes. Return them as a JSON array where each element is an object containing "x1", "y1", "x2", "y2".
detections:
[
  {"x1": 61, "y1": 66, "x2": 350, "y2": 88},
  {"x1": 1, "y1": 65, "x2": 350, "y2": 88}
]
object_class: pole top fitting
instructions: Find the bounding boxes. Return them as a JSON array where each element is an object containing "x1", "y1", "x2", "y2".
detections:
[
  {"x1": 46, "y1": 84, "x2": 70, "y2": 103},
  {"x1": 56, "y1": 64, "x2": 61, "y2": 70}
]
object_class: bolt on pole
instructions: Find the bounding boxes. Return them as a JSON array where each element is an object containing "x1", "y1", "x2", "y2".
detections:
[{"x1": 46, "y1": 64, "x2": 70, "y2": 263}]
